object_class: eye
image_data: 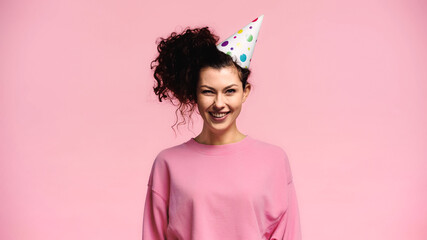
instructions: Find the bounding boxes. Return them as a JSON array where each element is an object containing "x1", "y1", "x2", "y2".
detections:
[{"x1": 201, "y1": 89, "x2": 235, "y2": 94}]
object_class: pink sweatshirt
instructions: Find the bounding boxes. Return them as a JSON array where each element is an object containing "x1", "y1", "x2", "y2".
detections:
[{"x1": 142, "y1": 135, "x2": 302, "y2": 240}]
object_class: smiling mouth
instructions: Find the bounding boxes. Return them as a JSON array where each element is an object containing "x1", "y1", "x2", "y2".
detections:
[{"x1": 209, "y1": 111, "x2": 230, "y2": 118}]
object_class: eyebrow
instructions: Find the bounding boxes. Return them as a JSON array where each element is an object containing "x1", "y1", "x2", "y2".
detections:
[{"x1": 200, "y1": 84, "x2": 238, "y2": 90}]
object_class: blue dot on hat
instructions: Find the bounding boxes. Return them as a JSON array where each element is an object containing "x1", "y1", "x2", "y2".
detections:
[{"x1": 240, "y1": 54, "x2": 247, "y2": 62}]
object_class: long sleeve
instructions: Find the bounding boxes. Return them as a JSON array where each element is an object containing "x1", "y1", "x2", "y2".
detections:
[
  {"x1": 142, "y1": 186, "x2": 169, "y2": 240},
  {"x1": 269, "y1": 180, "x2": 302, "y2": 240},
  {"x1": 268, "y1": 149, "x2": 302, "y2": 240}
]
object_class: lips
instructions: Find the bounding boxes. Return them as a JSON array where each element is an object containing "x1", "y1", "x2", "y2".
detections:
[
  {"x1": 209, "y1": 111, "x2": 230, "y2": 117},
  {"x1": 209, "y1": 111, "x2": 230, "y2": 121}
]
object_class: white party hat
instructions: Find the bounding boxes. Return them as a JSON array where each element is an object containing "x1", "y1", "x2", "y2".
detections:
[{"x1": 216, "y1": 14, "x2": 264, "y2": 69}]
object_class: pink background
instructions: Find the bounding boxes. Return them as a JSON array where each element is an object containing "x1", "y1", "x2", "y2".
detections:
[{"x1": 1, "y1": 0, "x2": 426, "y2": 239}]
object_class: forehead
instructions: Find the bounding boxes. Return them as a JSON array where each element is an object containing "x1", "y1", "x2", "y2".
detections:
[{"x1": 198, "y1": 66, "x2": 241, "y2": 88}]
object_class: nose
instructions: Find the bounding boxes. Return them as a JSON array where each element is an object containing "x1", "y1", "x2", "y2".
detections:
[{"x1": 213, "y1": 93, "x2": 226, "y2": 109}]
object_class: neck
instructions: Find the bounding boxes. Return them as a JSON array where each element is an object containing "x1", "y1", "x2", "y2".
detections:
[{"x1": 195, "y1": 124, "x2": 246, "y2": 145}]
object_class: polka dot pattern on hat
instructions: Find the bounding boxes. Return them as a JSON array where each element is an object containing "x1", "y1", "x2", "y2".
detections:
[{"x1": 216, "y1": 14, "x2": 264, "y2": 69}]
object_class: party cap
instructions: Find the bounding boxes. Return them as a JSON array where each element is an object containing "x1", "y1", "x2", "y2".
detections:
[{"x1": 216, "y1": 14, "x2": 264, "y2": 69}]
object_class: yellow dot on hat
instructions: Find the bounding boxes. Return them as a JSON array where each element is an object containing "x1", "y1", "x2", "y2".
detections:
[
  {"x1": 236, "y1": 42, "x2": 241, "y2": 48},
  {"x1": 238, "y1": 29, "x2": 243, "y2": 34},
  {"x1": 248, "y1": 47, "x2": 250, "y2": 50}
]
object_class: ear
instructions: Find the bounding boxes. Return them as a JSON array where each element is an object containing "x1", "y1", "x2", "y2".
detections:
[{"x1": 242, "y1": 83, "x2": 251, "y2": 103}]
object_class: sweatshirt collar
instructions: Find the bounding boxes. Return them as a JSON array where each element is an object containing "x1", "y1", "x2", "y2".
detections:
[{"x1": 184, "y1": 135, "x2": 253, "y2": 155}]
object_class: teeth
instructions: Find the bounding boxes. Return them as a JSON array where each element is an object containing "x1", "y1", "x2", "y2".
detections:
[{"x1": 211, "y1": 112, "x2": 228, "y2": 118}]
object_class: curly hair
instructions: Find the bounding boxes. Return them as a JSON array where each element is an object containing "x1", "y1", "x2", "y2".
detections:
[{"x1": 150, "y1": 26, "x2": 251, "y2": 134}]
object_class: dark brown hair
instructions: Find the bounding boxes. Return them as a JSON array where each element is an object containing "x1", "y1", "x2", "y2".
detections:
[{"x1": 150, "y1": 26, "x2": 251, "y2": 134}]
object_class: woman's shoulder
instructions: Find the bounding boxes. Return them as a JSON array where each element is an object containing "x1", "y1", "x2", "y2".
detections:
[
  {"x1": 250, "y1": 136, "x2": 293, "y2": 183},
  {"x1": 154, "y1": 140, "x2": 189, "y2": 160},
  {"x1": 249, "y1": 136, "x2": 288, "y2": 156}
]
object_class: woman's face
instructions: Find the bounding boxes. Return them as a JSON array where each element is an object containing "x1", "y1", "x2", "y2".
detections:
[{"x1": 196, "y1": 66, "x2": 251, "y2": 134}]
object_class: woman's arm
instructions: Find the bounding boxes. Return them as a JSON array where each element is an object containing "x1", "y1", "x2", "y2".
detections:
[{"x1": 142, "y1": 186, "x2": 168, "y2": 240}]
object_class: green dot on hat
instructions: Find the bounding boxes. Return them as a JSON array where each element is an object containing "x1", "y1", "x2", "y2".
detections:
[{"x1": 247, "y1": 34, "x2": 253, "y2": 42}]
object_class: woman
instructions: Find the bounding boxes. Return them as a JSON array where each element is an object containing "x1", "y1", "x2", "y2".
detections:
[{"x1": 143, "y1": 16, "x2": 302, "y2": 240}]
